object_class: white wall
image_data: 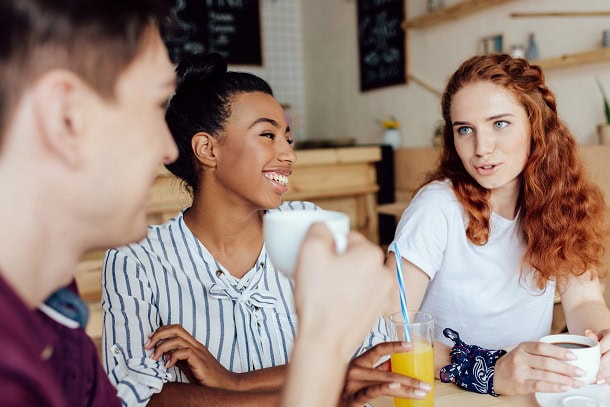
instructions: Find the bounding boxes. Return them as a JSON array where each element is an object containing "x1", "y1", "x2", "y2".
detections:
[
  {"x1": 235, "y1": 0, "x2": 307, "y2": 141},
  {"x1": 302, "y1": 0, "x2": 610, "y2": 147}
]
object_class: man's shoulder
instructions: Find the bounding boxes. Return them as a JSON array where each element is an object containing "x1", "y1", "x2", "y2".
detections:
[
  {"x1": 0, "y1": 306, "x2": 65, "y2": 405},
  {"x1": 0, "y1": 354, "x2": 66, "y2": 406}
]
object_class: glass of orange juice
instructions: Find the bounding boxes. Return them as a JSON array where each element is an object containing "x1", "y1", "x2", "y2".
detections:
[{"x1": 388, "y1": 311, "x2": 434, "y2": 407}]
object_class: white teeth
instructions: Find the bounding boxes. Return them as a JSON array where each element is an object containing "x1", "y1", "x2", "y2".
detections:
[{"x1": 264, "y1": 172, "x2": 288, "y2": 186}]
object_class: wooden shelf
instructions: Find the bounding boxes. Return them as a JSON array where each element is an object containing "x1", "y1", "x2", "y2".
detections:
[
  {"x1": 405, "y1": 0, "x2": 518, "y2": 29},
  {"x1": 534, "y1": 47, "x2": 610, "y2": 70}
]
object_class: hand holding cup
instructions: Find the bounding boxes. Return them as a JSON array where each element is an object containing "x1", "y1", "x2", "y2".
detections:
[
  {"x1": 540, "y1": 334, "x2": 601, "y2": 385},
  {"x1": 263, "y1": 209, "x2": 349, "y2": 276}
]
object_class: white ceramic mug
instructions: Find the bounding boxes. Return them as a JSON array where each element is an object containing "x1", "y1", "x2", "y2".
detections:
[
  {"x1": 263, "y1": 209, "x2": 350, "y2": 276},
  {"x1": 560, "y1": 395, "x2": 603, "y2": 407},
  {"x1": 540, "y1": 334, "x2": 600, "y2": 385}
]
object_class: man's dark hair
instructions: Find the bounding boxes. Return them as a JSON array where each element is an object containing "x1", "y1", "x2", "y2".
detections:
[{"x1": 0, "y1": 0, "x2": 170, "y2": 143}]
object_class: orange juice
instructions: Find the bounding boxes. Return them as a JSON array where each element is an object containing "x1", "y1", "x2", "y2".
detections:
[{"x1": 390, "y1": 342, "x2": 434, "y2": 407}]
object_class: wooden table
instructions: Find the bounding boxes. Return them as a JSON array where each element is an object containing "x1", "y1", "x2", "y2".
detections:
[{"x1": 370, "y1": 380, "x2": 537, "y2": 406}]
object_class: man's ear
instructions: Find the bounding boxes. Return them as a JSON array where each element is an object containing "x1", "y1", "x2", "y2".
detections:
[
  {"x1": 32, "y1": 70, "x2": 86, "y2": 168},
  {"x1": 192, "y1": 132, "x2": 217, "y2": 169}
]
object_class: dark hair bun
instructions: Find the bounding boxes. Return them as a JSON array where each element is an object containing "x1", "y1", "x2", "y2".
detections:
[
  {"x1": 175, "y1": 53, "x2": 228, "y2": 88},
  {"x1": 165, "y1": 52, "x2": 273, "y2": 196}
]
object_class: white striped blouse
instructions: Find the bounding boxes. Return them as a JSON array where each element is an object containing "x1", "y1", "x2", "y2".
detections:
[{"x1": 102, "y1": 201, "x2": 388, "y2": 406}]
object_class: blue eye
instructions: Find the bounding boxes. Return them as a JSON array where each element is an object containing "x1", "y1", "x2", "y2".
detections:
[
  {"x1": 495, "y1": 120, "x2": 509, "y2": 129},
  {"x1": 457, "y1": 126, "x2": 472, "y2": 135}
]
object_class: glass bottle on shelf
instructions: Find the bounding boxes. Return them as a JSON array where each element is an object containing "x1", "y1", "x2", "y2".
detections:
[{"x1": 526, "y1": 33, "x2": 539, "y2": 60}]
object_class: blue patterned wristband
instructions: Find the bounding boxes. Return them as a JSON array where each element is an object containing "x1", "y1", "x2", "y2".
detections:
[{"x1": 439, "y1": 328, "x2": 507, "y2": 397}]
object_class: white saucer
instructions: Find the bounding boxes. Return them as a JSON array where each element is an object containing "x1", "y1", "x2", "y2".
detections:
[{"x1": 535, "y1": 384, "x2": 610, "y2": 407}]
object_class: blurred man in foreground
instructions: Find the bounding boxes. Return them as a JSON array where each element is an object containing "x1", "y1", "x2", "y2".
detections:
[{"x1": 0, "y1": 1, "x2": 178, "y2": 404}]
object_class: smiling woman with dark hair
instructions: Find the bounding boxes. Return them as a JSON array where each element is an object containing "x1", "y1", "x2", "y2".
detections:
[
  {"x1": 101, "y1": 53, "x2": 426, "y2": 406},
  {"x1": 102, "y1": 52, "x2": 310, "y2": 406}
]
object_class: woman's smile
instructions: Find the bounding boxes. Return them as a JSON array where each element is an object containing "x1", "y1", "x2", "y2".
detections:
[{"x1": 263, "y1": 171, "x2": 289, "y2": 193}]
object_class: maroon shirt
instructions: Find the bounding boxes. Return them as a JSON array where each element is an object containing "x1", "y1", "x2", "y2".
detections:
[
  {"x1": 0, "y1": 274, "x2": 66, "y2": 406},
  {"x1": 36, "y1": 281, "x2": 122, "y2": 407},
  {"x1": 0, "y1": 274, "x2": 121, "y2": 407}
]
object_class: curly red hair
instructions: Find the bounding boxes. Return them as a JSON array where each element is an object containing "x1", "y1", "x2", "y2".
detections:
[{"x1": 426, "y1": 54, "x2": 607, "y2": 288}]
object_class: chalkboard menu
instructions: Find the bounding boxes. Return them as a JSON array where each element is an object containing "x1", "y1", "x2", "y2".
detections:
[
  {"x1": 163, "y1": 0, "x2": 262, "y2": 65},
  {"x1": 357, "y1": 0, "x2": 407, "y2": 91}
]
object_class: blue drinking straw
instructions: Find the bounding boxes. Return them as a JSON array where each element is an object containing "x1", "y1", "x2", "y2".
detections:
[{"x1": 392, "y1": 242, "x2": 411, "y2": 342}]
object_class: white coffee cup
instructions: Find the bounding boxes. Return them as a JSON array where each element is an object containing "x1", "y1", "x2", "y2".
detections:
[
  {"x1": 540, "y1": 334, "x2": 600, "y2": 385},
  {"x1": 263, "y1": 209, "x2": 350, "y2": 276},
  {"x1": 560, "y1": 395, "x2": 602, "y2": 407}
]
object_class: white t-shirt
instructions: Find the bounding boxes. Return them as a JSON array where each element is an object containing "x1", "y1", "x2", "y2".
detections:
[{"x1": 390, "y1": 180, "x2": 555, "y2": 350}]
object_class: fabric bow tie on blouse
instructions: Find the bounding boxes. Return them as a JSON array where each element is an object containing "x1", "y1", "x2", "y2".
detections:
[
  {"x1": 439, "y1": 327, "x2": 507, "y2": 397},
  {"x1": 208, "y1": 269, "x2": 277, "y2": 371}
]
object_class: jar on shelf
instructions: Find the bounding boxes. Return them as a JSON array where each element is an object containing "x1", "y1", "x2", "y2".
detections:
[
  {"x1": 383, "y1": 128, "x2": 402, "y2": 150},
  {"x1": 510, "y1": 44, "x2": 525, "y2": 59}
]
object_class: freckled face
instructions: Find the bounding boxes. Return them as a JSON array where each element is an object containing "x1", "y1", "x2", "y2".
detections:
[
  {"x1": 212, "y1": 92, "x2": 296, "y2": 210},
  {"x1": 451, "y1": 81, "x2": 531, "y2": 204}
]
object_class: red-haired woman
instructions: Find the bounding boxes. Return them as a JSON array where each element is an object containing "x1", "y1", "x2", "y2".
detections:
[{"x1": 387, "y1": 54, "x2": 610, "y2": 396}]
